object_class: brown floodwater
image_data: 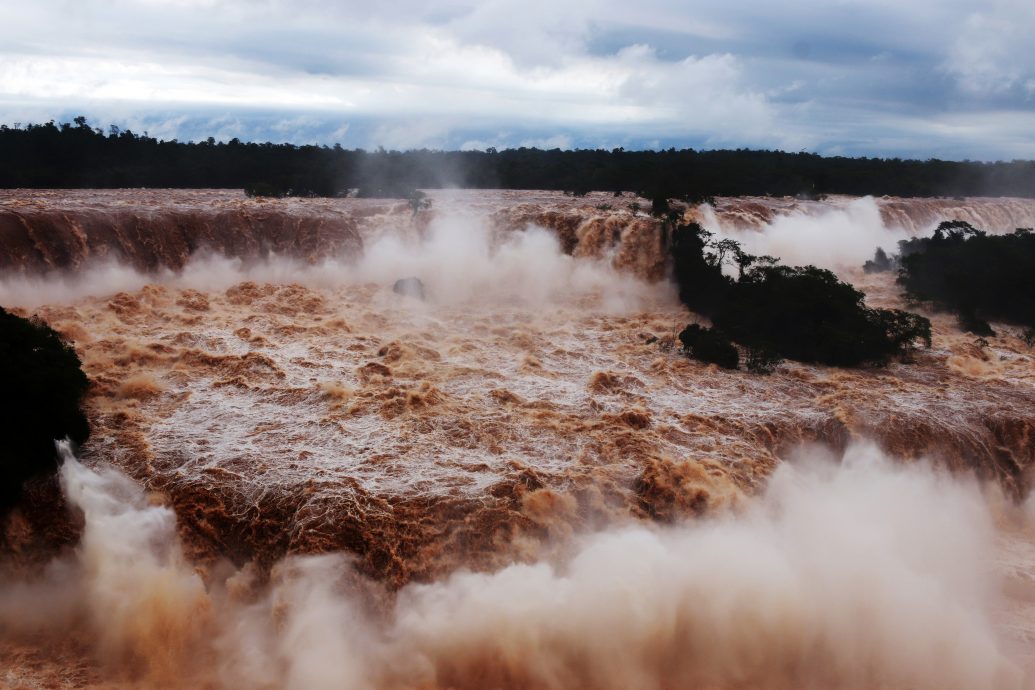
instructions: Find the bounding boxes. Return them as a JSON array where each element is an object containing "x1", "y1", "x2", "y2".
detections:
[{"x1": 1, "y1": 189, "x2": 1034, "y2": 689}]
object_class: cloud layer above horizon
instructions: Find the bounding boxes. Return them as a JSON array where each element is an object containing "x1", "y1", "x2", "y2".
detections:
[{"x1": 2, "y1": 0, "x2": 1033, "y2": 159}]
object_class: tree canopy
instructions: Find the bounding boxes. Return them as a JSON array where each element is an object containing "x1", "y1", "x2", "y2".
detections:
[
  {"x1": 0, "y1": 308, "x2": 90, "y2": 511},
  {"x1": 670, "y1": 223, "x2": 931, "y2": 370},
  {"x1": 895, "y1": 221, "x2": 1035, "y2": 334}
]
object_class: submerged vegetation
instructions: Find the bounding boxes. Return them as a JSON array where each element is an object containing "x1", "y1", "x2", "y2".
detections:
[
  {"x1": 0, "y1": 308, "x2": 90, "y2": 511},
  {"x1": 2, "y1": 117, "x2": 1035, "y2": 198},
  {"x1": 671, "y1": 223, "x2": 932, "y2": 370},
  {"x1": 867, "y1": 220, "x2": 1035, "y2": 334}
]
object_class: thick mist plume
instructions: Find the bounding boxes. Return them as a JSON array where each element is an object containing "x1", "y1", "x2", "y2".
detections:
[
  {"x1": 0, "y1": 213, "x2": 658, "y2": 312},
  {"x1": 57, "y1": 440, "x2": 210, "y2": 678},
  {"x1": 1, "y1": 443, "x2": 1029, "y2": 689},
  {"x1": 0, "y1": 442, "x2": 210, "y2": 684},
  {"x1": 699, "y1": 197, "x2": 910, "y2": 270}
]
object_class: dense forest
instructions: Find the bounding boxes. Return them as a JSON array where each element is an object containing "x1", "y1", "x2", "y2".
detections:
[
  {"x1": 873, "y1": 221, "x2": 1035, "y2": 335},
  {"x1": 3, "y1": 117, "x2": 1035, "y2": 198}
]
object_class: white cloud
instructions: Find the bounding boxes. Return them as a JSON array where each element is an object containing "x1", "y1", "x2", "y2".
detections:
[
  {"x1": 0, "y1": 55, "x2": 350, "y2": 108},
  {"x1": 369, "y1": 119, "x2": 455, "y2": 150},
  {"x1": 0, "y1": 0, "x2": 1033, "y2": 156},
  {"x1": 942, "y1": 3, "x2": 1035, "y2": 96},
  {"x1": 518, "y1": 134, "x2": 574, "y2": 149},
  {"x1": 443, "y1": 0, "x2": 598, "y2": 67},
  {"x1": 613, "y1": 47, "x2": 774, "y2": 143}
]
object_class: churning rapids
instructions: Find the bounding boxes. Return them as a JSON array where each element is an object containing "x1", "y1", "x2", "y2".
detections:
[{"x1": 1, "y1": 189, "x2": 1035, "y2": 689}]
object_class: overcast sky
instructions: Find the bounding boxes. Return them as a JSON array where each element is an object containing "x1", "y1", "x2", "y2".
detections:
[{"x1": 2, "y1": 0, "x2": 1033, "y2": 158}]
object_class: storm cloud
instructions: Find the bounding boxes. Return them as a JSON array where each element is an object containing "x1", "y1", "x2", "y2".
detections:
[{"x1": 2, "y1": 0, "x2": 1033, "y2": 158}]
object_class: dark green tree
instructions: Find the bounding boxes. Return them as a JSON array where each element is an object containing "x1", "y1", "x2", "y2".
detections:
[
  {"x1": 897, "y1": 222, "x2": 1035, "y2": 332},
  {"x1": 0, "y1": 308, "x2": 90, "y2": 511},
  {"x1": 678, "y1": 324, "x2": 739, "y2": 369},
  {"x1": 668, "y1": 223, "x2": 931, "y2": 368}
]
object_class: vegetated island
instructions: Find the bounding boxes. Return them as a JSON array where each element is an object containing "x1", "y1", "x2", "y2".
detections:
[
  {"x1": 667, "y1": 219, "x2": 932, "y2": 372},
  {"x1": 866, "y1": 220, "x2": 1035, "y2": 338}
]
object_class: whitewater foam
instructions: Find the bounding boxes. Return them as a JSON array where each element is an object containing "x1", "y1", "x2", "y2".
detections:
[{"x1": 2, "y1": 442, "x2": 1032, "y2": 689}]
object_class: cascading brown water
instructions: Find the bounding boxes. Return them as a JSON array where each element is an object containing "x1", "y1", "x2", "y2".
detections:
[{"x1": 1, "y1": 189, "x2": 1034, "y2": 688}]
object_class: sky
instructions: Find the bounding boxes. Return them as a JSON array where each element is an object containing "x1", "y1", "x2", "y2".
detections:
[{"x1": 1, "y1": 0, "x2": 1033, "y2": 159}]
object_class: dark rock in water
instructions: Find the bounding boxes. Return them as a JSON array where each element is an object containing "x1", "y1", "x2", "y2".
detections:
[{"x1": 393, "y1": 277, "x2": 426, "y2": 300}]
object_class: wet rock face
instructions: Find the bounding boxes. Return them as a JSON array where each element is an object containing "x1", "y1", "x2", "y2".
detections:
[
  {"x1": 0, "y1": 191, "x2": 367, "y2": 273},
  {"x1": 392, "y1": 277, "x2": 426, "y2": 300}
]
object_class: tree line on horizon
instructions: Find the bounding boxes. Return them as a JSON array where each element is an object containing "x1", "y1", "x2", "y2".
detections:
[{"x1": 2, "y1": 117, "x2": 1035, "y2": 198}]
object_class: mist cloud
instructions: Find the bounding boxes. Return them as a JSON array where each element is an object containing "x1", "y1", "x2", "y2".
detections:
[
  {"x1": 2, "y1": 442, "x2": 1028, "y2": 688},
  {"x1": 0, "y1": 212, "x2": 662, "y2": 312}
]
